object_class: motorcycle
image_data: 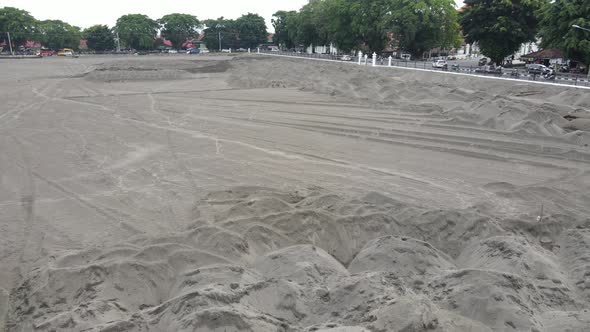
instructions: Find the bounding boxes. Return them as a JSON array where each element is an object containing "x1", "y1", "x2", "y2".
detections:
[{"x1": 543, "y1": 69, "x2": 556, "y2": 80}]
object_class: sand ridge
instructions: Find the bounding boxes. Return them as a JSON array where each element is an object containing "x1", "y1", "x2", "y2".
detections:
[{"x1": 1, "y1": 55, "x2": 589, "y2": 331}]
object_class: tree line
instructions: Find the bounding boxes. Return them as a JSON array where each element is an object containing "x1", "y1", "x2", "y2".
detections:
[
  {"x1": 1, "y1": 0, "x2": 589, "y2": 67},
  {"x1": 0, "y1": 7, "x2": 267, "y2": 52},
  {"x1": 271, "y1": 0, "x2": 589, "y2": 66}
]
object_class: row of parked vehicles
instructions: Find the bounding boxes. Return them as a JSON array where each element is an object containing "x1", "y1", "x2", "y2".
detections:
[{"x1": 36, "y1": 48, "x2": 76, "y2": 57}]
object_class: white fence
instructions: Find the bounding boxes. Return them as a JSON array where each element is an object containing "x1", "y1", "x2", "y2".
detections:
[{"x1": 256, "y1": 49, "x2": 590, "y2": 90}]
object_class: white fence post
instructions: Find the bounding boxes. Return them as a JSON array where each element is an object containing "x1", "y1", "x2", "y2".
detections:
[
  {"x1": 229, "y1": 48, "x2": 232, "y2": 53},
  {"x1": 372, "y1": 52, "x2": 377, "y2": 66},
  {"x1": 248, "y1": 48, "x2": 251, "y2": 53},
  {"x1": 364, "y1": 54, "x2": 368, "y2": 66},
  {"x1": 388, "y1": 56, "x2": 392, "y2": 67},
  {"x1": 257, "y1": 48, "x2": 260, "y2": 54},
  {"x1": 358, "y1": 51, "x2": 363, "y2": 65}
]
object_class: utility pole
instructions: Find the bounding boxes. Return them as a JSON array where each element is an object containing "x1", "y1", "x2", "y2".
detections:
[
  {"x1": 115, "y1": 32, "x2": 121, "y2": 52},
  {"x1": 572, "y1": 25, "x2": 590, "y2": 81},
  {"x1": 7, "y1": 32, "x2": 13, "y2": 55},
  {"x1": 215, "y1": 24, "x2": 224, "y2": 52}
]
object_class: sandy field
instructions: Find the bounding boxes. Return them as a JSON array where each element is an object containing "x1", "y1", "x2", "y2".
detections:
[{"x1": 1, "y1": 54, "x2": 590, "y2": 331}]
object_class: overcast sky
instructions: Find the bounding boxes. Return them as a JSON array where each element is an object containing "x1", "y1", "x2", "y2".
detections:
[{"x1": 2, "y1": 0, "x2": 465, "y2": 31}]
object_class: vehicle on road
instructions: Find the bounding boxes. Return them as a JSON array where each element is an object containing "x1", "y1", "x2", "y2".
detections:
[
  {"x1": 340, "y1": 55, "x2": 352, "y2": 61},
  {"x1": 57, "y1": 48, "x2": 75, "y2": 56},
  {"x1": 186, "y1": 48, "x2": 200, "y2": 54},
  {"x1": 451, "y1": 64, "x2": 460, "y2": 71},
  {"x1": 168, "y1": 49, "x2": 178, "y2": 54},
  {"x1": 475, "y1": 65, "x2": 502, "y2": 74},
  {"x1": 543, "y1": 68, "x2": 556, "y2": 80},
  {"x1": 400, "y1": 53, "x2": 411, "y2": 61},
  {"x1": 478, "y1": 57, "x2": 488, "y2": 66},
  {"x1": 432, "y1": 60, "x2": 448, "y2": 69},
  {"x1": 38, "y1": 49, "x2": 54, "y2": 56},
  {"x1": 527, "y1": 64, "x2": 549, "y2": 75}
]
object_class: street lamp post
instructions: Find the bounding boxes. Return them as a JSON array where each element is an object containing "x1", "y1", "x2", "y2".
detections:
[
  {"x1": 572, "y1": 24, "x2": 590, "y2": 32},
  {"x1": 216, "y1": 24, "x2": 224, "y2": 52},
  {"x1": 572, "y1": 25, "x2": 590, "y2": 80}
]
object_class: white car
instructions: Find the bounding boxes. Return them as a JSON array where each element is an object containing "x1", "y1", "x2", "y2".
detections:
[
  {"x1": 168, "y1": 49, "x2": 178, "y2": 54},
  {"x1": 340, "y1": 55, "x2": 352, "y2": 61},
  {"x1": 432, "y1": 60, "x2": 448, "y2": 69}
]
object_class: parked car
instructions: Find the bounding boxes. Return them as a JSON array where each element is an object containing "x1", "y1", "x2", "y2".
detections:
[
  {"x1": 432, "y1": 60, "x2": 448, "y2": 69},
  {"x1": 400, "y1": 53, "x2": 411, "y2": 61},
  {"x1": 475, "y1": 65, "x2": 502, "y2": 74},
  {"x1": 447, "y1": 55, "x2": 457, "y2": 60},
  {"x1": 57, "y1": 48, "x2": 75, "y2": 56},
  {"x1": 186, "y1": 48, "x2": 200, "y2": 54},
  {"x1": 340, "y1": 54, "x2": 352, "y2": 61},
  {"x1": 478, "y1": 57, "x2": 488, "y2": 66},
  {"x1": 168, "y1": 49, "x2": 178, "y2": 54},
  {"x1": 38, "y1": 49, "x2": 54, "y2": 56},
  {"x1": 527, "y1": 64, "x2": 549, "y2": 75}
]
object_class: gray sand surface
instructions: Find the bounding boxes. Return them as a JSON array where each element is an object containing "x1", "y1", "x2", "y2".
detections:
[{"x1": 1, "y1": 54, "x2": 590, "y2": 331}]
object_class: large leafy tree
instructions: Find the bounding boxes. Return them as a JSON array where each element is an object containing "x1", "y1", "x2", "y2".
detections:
[
  {"x1": 348, "y1": 0, "x2": 392, "y2": 53},
  {"x1": 84, "y1": 25, "x2": 115, "y2": 51},
  {"x1": 235, "y1": 13, "x2": 267, "y2": 49},
  {"x1": 539, "y1": 0, "x2": 590, "y2": 71},
  {"x1": 0, "y1": 7, "x2": 36, "y2": 47},
  {"x1": 202, "y1": 17, "x2": 239, "y2": 51},
  {"x1": 460, "y1": 0, "x2": 548, "y2": 65},
  {"x1": 159, "y1": 13, "x2": 200, "y2": 50},
  {"x1": 114, "y1": 14, "x2": 159, "y2": 50},
  {"x1": 272, "y1": 10, "x2": 297, "y2": 48},
  {"x1": 318, "y1": 0, "x2": 357, "y2": 52},
  {"x1": 36, "y1": 20, "x2": 81, "y2": 50},
  {"x1": 388, "y1": 0, "x2": 461, "y2": 57}
]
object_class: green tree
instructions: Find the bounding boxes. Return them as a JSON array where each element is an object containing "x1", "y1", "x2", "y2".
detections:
[
  {"x1": 36, "y1": 20, "x2": 81, "y2": 50},
  {"x1": 539, "y1": 0, "x2": 590, "y2": 72},
  {"x1": 84, "y1": 25, "x2": 115, "y2": 51},
  {"x1": 202, "y1": 17, "x2": 239, "y2": 51},
  {"x1": 348, "y1": 0, "x2": 391, "y2": 53},
  {"x1": 235, "y1": 13, "x2": 267, "y2": 49},
  {"x1": 317, "y1": 0, "x2": 357, "y2": 52},
  {"x1": 272, "y1": 10, "x2": 297, "y2": 48},
  {"x1": 0, "y1": 7, "x2": 36, "y2": 47},
  {"x1": 290, "y1": 0, "x2": 326, "y2": 50},
  {"x1": 114, "y1": 14, "x2": 159, "y2": 50},
  {"x1": 388, "y1": 0, "x2": 461, "y2": 57},
  {"x1": 460, "y1": 0, "x2": 548, "y2": 65},
  {"x1": 159, "y1": 13, "x2": 200, "y2": 50}
]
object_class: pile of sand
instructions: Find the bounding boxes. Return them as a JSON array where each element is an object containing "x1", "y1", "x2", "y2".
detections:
[
  {"x1": 6, "y1": 187, "x2": 590, "y2": 331},
  {"x1": 3, "y1": 55, "x2": 590, "y2": 332},
  {"x1": 229, "y1": 56, "x2": 590, "y2": 144}
]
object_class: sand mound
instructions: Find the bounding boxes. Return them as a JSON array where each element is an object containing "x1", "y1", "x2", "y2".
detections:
[
  {"x1": 230, "y1": 56, "x2": 590, "y2": 137},
  {"x1": 429, "y1": 269, "x2": 544, "y2": 330},
  {"x1": 84, "y1": 58, "x2": 231, "y2": 82},
  {"x1": 348, "y1": 236, "x2": 455, "y2": 279},
  {"x1": 6, "y1": 186, "x2": 590, "y2": 331}
]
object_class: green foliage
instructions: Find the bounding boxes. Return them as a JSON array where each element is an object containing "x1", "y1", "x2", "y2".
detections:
[
  {"x1": 115, "y1": 14, "x2": 159, "y2": 50},
  {"x1": 274, "y1": 0, "x2": 461, "y2": 55},
  {"x1": 272, "y1": 10, "x2": 297, "y2": 48},
  {"x1": 202, "y1": 18, "x2": 239, "y2": 51},
  {"x1": 84, "y1": 25, "x2": 115, "y2": 51},
  {"x1": 460, "y1": 0, "x2": 548, "y2": 65},
  {"x1": 36, "y1": 20, "x2": 81, "y2": 50},
  {"x1": 0, "y1": 7, "x2": 36, "y2": 46},
  {"x1": 159, "y1": 13, "x2": 200, "y2": 50},
  {"x1": 388, "y1": 0, "x2": 461, "y2": 57},
  {"x1": 235, "y1": 13, "x2": 267, "y2": 49},
  {"x1": 539, "y1": 0, "x2": 590, "y2": 67}
]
